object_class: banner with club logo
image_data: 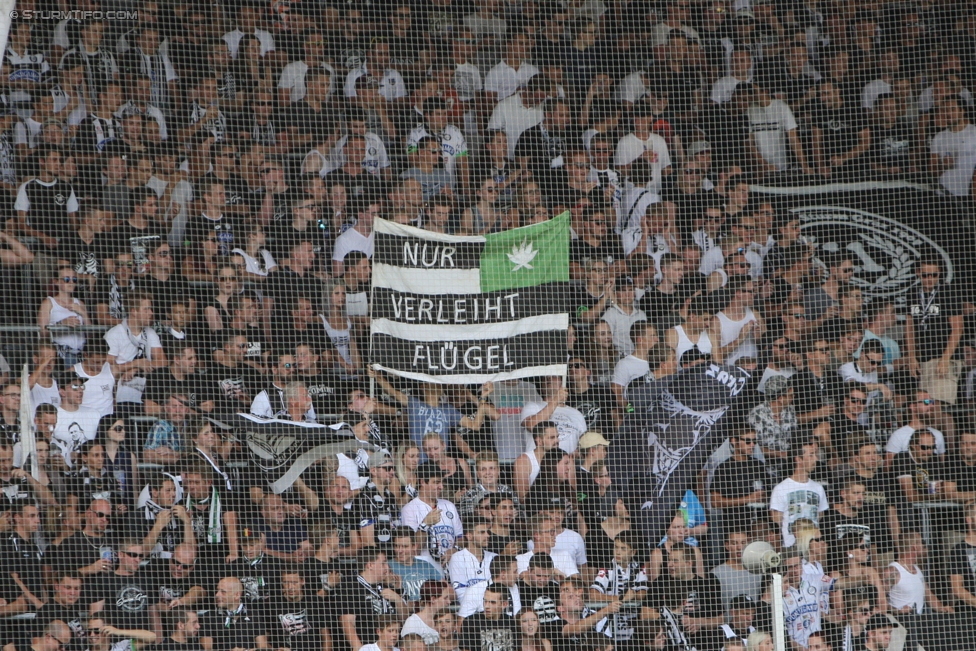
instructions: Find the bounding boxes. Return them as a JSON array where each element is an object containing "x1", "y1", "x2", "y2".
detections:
[{"x1": 370, "y1": 213, "x2": 571, "y2": 383}]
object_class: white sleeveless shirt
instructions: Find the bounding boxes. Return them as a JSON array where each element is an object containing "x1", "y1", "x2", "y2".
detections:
[
  {"x1": 888, "y1": 562, "x2": 926, "y2": 614},
  {"x1": 717, "y1": 308, "x2": 757, "y2": 364},
  {"x1": 673, "y1": 324, "x2": 712, "y2": 366}
]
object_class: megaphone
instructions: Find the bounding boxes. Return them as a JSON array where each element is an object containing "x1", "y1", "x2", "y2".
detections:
[{"x1": 742, "y1": 541, "x2": 781, "y2": 575}]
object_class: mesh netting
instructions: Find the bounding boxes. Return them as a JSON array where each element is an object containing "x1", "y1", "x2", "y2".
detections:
[{"x1": 1, "y1": 2, "x2": 976, "y2": 651}]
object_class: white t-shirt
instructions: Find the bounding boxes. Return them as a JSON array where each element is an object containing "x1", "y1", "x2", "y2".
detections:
[
  {"x1": 886, "y1": 426, "x2": 946, "y2": 456},
  {"x1": 769, "y1": 477, "x2": 829, "y2": 547},
  {"x1": 52, "y1": 405, "x2": 102, "y2": 467},
  {"x1": 321, "y1": 133, "x2": 390, "y2": 178},
  {"x1": 487, "y1": 94, "x2": 544, "y2": 158},
  {"x1": 612, "y1": 355, "x2": 651, "y2": 390},
  {"x1": 400, "y1": 613, "x2": 440, "y2": 644},
  {"x1": 104, "y1": 321, "x2": 163, "y2": 404},
  {"x1": 615, "y1": 71, "x2": 648, "y2": 104},
  {"x1": 344, "y1": 67, "x2": 408, "y2": 101},
  {"x1": 746, "y1": 100, "x2": 798, "y2": 171},
  {"x1": 613, "y1": 132, "x2": 672, "y2": 194},
  {"x1": 448, "y1": 548, "x2": 497, "y2": 600},
  {"x1": 516, "y1": 550, "x2": 579, "y2": 577},
  {"x1": 711, "y1": 76, "x2": 744, "y2": 104},
  {"x1": 222, "y1": 28, "x2": 275, "y2": 58},
  {"x1": 519, "y1": 402, "x2": 587, "y2": 453},
  {"x1": 528, "y1": 528, "x2": 588, "y2": 568},
  {"x1": 931, "y1": 123, "x2": 976, "y2": 196},
  {"x1": 333, "y1": 227, "x2": 374, "y2": 263},
  {"x1": 484, "y1": 61, "x2": 540, "y2": 101},
  {"x1": 401, "y1": 497, "x2": 464, "y2": 558},
  {"x1": 278, "y1": 60, "x2": 336, "y2": 103}
]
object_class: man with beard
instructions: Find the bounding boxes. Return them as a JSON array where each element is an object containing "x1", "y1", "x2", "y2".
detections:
[
  {"x1": 836, "y1": 436, "x2": 899, "y2": 566},
  {"x1": 159, "y1": 609, "x2": 202, "y2": 651},
  {"x1": 200, "y1": 578, "x2": 267, "y2": 651},
  {"x1": 136, "y1": 474, "x2": 194, "y2": 559},
  {"x1": 34, "y1": 572, "x2": 88, "y2": 651},
  {"x1": 263, "y1": 568, "x2": 330, "y2": 651},
  {"x1": 518, "y1": 553, "x2": 562, "y2": 632},
  {"x1": 87, "y1": 539, "x2": 158, "y2": 633}
]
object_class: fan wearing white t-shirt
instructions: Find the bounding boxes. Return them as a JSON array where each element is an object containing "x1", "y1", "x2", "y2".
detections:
[
  {"x1": 52, "y1": 375, "x2": 102, "y2": 468},
  {"x1": 769, "y1": 437, "x2": 829, "y2": 548},
  {"x1": 613, "y1": 105, "x2": 672, "y2": 194},
  {"x1": 448, "y1": 517, "x2": 496, "y2": 601},
  {"x1": 401, "y1": 465, "x2": 464, "y2": 567},
  {"x1": 515, "y1": 516, "x2": 579, "y2": 577},
  {"x1": 333, "y1": 196, "x2": 378, "y2": 277},
  {"x1": 104, "y1": 292, "x2": 166, "y2": 406},
  {"x1": 744, "y1": 87, "x2": 813, "y2": 175},
  {"x1": 611, "y1": 321, "x2": 661, "y2": 411},
  {"x1": 520, "y1": 376, "x2": 586, "y2": 454},
  {"x1": 885, "y1": 390, "x2": 946, "y2": 466},
  {"x1": 930, "y1": 97, "x2": 976, "y2": 197}
]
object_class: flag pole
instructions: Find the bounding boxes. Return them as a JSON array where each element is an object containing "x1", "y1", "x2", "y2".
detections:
[{"x1": 19, "y1": 363, "x2": 37, "y2": 480}]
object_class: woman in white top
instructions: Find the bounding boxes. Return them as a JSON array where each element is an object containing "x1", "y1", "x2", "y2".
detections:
[
  {"x1": 513, "y1": 423, "x2": 559, "y2": 501},
  {"x1": 231, "y1": 222, "x2": 277, "y2": 279},
  {"x1": 666, "y1": 294, "x2": 713, "y2": 368},
  {"x1": 38, "y1": 266, "x2": 91, "y2": 365},
  {"x1": 320, "y1": 279, "x2": 361, "y2": 373},
  {"x1": 401, "y1": 580, "x2": 454, "y2": 645},
  {"x1": 709, "y1": 276, "x2": 764, "y2": 365}
]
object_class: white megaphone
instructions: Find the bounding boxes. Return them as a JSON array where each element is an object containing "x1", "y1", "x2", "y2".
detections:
[{"x1": 742, "y1": 541, "x2": 781, "y2": 575}]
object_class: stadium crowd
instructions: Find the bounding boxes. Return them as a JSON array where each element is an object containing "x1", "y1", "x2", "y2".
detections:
[{"x1": 3, "y1": 1, "x2": 976, "y2": 651}]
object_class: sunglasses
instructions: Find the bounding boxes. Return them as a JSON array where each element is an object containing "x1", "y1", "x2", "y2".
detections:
[
  {"x1": 792, "y1": 313, "x2": 806, "y2": 319},
  {"x1": 283, "y1": 362, "x2": 295, "y2": 369},
  {"x1": 736, "y1": 437, "x2": 757, "y2": 444},
  {"x1": 62, "y1": 276, "x2": 78, "y2": 283},
  {"x1": 849, "y1": 397, "x2": 866, "y2": 404},
  {"x1": 122, "y1": 550, "x2": 146, "y2": 559},
  {"x1": 170, "y1": 560, "x2": 195, "y2": 569},
  {"x1": 155, "y1": 249, "x2": 171, "y2": 257},
  {"x1": 90, "y1": 510, "x2": 111, "y2": 518},
  {"x1": 917, "y1": 398, "x2": 935, "y2": 405},
  {"x1": 111, "y1": 425, "x2": 125, "y2": 432},
  {"x1": 918, "y1": 444, "x2": 936, "y2": 451}
]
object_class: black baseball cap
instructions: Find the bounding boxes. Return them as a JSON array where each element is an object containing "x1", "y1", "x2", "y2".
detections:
[{"x1": 729, "y1": 595, "x2": 757, "y2": 611}]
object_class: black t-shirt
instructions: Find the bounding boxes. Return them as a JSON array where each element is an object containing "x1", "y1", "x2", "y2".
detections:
[
  {"x1": 712, "y1": 456, "x2": 769, "y2": 528},
  {"x1": 460, "y1": 613, "x2": 518, "y2": 651},
  {"x1": 570, "y1": 238, "x2": 627, "y2": 270},
  {"x1": 93, "y1": 272, "x2": 134, "y2": 321},
  {"x1": 210, "y1": 360, "x2": 264, "y2": 420},
  {"x1": 812, "y1": 101, "x2": 869, "y2": 160},
  {"x1": 650, "y1": 574, "x2": 724, "y2": 618},
  {"x1": 20, "y1": 178, "x2": 77, "y2": 242},
  {"x1": 909, "y1": 283, "x2": 963, "y2": 362},
  {"x1": 227, "y1": 555, "x2": 283, "y2": 605},
  {"x1": 892, "y1": 451, "x2": 941, "y2": 495},
  {"x1": 323, "y1": 168, "x2": 387, "y2": 203},
  {"x1": 136, "y1": 274, "x2": 193, "y2": 325},
  {"x1": 201, "y1": 604, "x2": 267, "y2": 651},
  {"x1": 0, "y1": 533, "x2": 44, "y2": 603},
  {"x1": 263, "y1": 595, "x2": 330, "y2": 651},
  {"x1": 34, "y1": 600, "x2": 91, "y2": 651},
  {"x1": 819, "y1": 507, "x2": 872, "y2": 545},
  {"x1": 582, "y1": 528, "x2": 616, "y2": 571},
  {"x1": 871, "y1": 120, "x2": 914, "y2": 171},
  {"x1": 638, "y1": 288, "x2": 686, "y2": 331},
  {"x1": 323, "y1": 501, "x2": 363, "y2": 552},
  {"x1": 334, "y1": 576, "x2": 400, "y2": 646},
  {"x1": 286, "y1": 101, "x2": 337, "y2": 141},
  {"x1": 142, "y1": 367, "x2": 214, "y2": 410},
  {"x1": 853, "y1": 470, "x2": 898, "y2": 554},
  {"x1": 157, "y1": 640, "x2": 206, "y2": 651},
  {"x1": 188, "y1": 213, "x2": 240, "y2": 257},
  {"x1": 85, "y1": 570, "x2": 159, "y2": 631},
  {"x1": 110, "y1": 222, "x2": 165, "y2": 266},
  {"x1": 487, "y1": 530, "x2": 526, "y2": 556},
  {"x1": 267, "y1": 268, "x2": 319, "y2": 321},
  {"x1": 60, "y1": 230, "x2": 111, "y2": 280},
  {"x1": 205, "y1": 172, "x2": 250, "y2": 213},
  {"x1": 148, "y1": 562, "x2": 202, "y2": 605},
  {"x1": 951, "y1": 541, "x2": 976, "y2": 611},
  {"x1": 52, "y1": 531, "x2": 116, "y2": 573},
  {"x1": 945, "y1": 454, "x2": 976, "y2": 495},
  {"x1": 791, "y1": 369, "x2": 843, "y2": 417},
  {"x1": 566, "y1": 384, "x2": 614, "y2": 433},
  {"x1": 354, "y1": 483, "x2": 400, "y2": 549},
  {"x1": 299, "y1": 369, "x2": 345, "y2": 417}
]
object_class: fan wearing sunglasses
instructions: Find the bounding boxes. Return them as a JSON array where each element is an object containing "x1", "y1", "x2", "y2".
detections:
[
  {"x1": 885, "y1": 390, "x2": 945, "y2": 467},
  {"x1": 87, "y1": 541, "x2": 157, "y2": 633},
  {"x1": 83, "y1": 618, "x2": 155, "y2": 651},
  {"x1": 893, "y1": 430, "x2": 945, "y2": 511},
  {"x1": 15, "y1": 620, "x2": 72, "y2": 651},
  {"x1": 38, "y1": 266, "x2": 90, "y2": 367}
]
